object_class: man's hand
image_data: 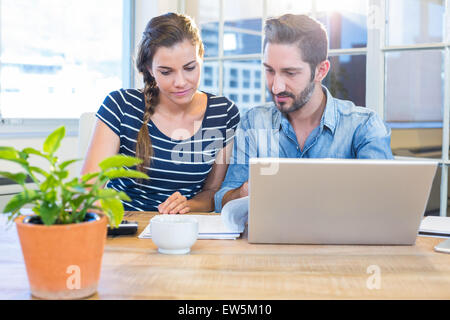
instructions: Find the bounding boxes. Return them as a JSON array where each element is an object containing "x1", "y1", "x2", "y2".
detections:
[
  {"x1": 239, "y1": 181, "x2": 249, "y2": 198},
  {"x1": 222, "y1": 181, "x2": 249, "y2": 209},
  {"x1": 158, "y1": 191, "x2": 190, "y2": 214}
]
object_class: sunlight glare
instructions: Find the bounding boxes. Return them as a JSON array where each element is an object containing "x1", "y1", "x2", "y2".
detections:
[{"x1": 316, "y1": 0, "x2": 367, "y2": 15}]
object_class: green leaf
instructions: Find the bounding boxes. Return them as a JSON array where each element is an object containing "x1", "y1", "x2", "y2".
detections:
[
  {"x1": 65, "y1": 177, "x2": 81, "y2": 187},
  {"x1": 104, "y1": 168, "x2": 149, "y2": 180},
  {"x1": 100, "y1": 198, "x2": 124, "y2": 228},
  {"x1": 99, "y1": 155, "x2": 142, "y2": 171},
  {"x1": 59, "y1": 159, "x2": 81, "y2": 171},
  {"x1": 117, "y1": 191, "x2": 131, "y2": 202},
  {"x1": 81, "y1": 172, "x2": 99, "y2": 183},
  {"x1": 0, "y1": 147, "x2": 19, "y2": 159},
  {"x1": 22, "y1": 147, "x2": 46, "y2": 158},
  {"x1": 0, "y1": 147, "x2": 28, "y2": 165},
  {"x1": 40, "y1": 175, "x2": 58, "y2": 192},
  {"x1": 43, "y1": 190, "x2": 57, "y2": 203},
  {"x1": 5, "y1": 209, "x2": 22, "y2": 227},
  {"x1": 3, "y1": 189, "x2": 40, "y2": 213},
  {"x1": 66, "y1": 186, "x2": 87, "y2": 194},
  {"x1": 18, "y1": 151, "x2": 29, "y2": 161},
  {"x1": 70, "y1": 195, "x2": 88, "y2": 211},
  {"x1": 0, "y1": 172, "x2": 28, "y2": 185},
  {"x1": 95, "y1": 189, "x2": 130, "y2": 201},
  {"x1": 55, "y1": 170, "x2": 69, "y2": 180},
  {"x1": 36, "y1": 202, "x2": 60, "y2": 226},
  {"x1": 29, "y1": 166, "x2": 49, "y2": 178},
  {"x1": 71, "y1": 209, "x2": 88, "y2": 224},
  {"x1": 61, "y1": 187, "x2": 71, "y2": 203},
  {"x1": 96, "y1": 189, "x2": 119, "y2": 199},
  {"x1": 43, "y1": 126, "x2": 66, "y2": 155}
]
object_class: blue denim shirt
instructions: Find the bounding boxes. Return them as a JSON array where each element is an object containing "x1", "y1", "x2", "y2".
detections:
[{"x1": 214, "y1": 86, "x2": 394, "y2": 212}]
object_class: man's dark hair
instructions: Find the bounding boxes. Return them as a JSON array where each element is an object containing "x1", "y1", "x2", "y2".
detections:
[{"x1": 264, "y1": 14, "x2": 328, "y2": 80}]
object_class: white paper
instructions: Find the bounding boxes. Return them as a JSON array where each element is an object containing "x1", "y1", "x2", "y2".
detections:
[
  {"x1": 221, "y1": 196, "x2": 248, "y2": 232},
  {"x1": 138, "y1": 215, "x2": 242, "y2": 240},
  {"x1": 419, "y1": 216, "x2": 450, "y2": 235}
]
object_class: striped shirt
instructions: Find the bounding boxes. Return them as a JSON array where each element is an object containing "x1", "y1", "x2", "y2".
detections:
[{"x1": 96, "y1": 89, "x2": 240, "y2": 211}]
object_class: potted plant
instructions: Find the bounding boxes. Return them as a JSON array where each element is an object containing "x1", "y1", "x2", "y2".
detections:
[{"x1": 0, "y1": 126, "x2": 149, "y2": 299}]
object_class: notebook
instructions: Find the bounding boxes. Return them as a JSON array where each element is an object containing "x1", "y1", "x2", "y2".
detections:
[
  {"x1": 139, "y1": 215, "x2": 243, "y2": 240},
  {"x1": 419, "y1": 216, "x2": 450, "y2": 238}
]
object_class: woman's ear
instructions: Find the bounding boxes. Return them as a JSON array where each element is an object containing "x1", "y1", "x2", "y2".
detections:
[
  {"x1": 146, "y1": 66, "x2": 154, "y2": 78},
  {"x1": 314, "y1": 60, "x2": 330, "y2": 82}
]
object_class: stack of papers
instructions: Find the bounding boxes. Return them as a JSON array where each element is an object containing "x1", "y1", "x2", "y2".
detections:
[
  {"x1": 221, "y1": 196, "x2": 249, "y2": 232},
  {"x1": 419, "y1": 216, "x2": 450, "y2": 238},
  {"x1": 138, "y1": 215, "x2": 243, "y2": 240}
]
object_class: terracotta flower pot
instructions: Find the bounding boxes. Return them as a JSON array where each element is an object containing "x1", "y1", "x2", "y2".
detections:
[{"x1": 15, "y1": 214, "x2": 107, "y2": 299}]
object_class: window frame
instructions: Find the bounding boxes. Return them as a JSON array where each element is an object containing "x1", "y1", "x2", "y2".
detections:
[
  {"x1": 0, "y1": 0, "x2": 136, "y2": 138},
  {"x1": 367, "y1": 0, "x2": 450, "y2": 130},
  {"x1": 193, "y1": 0, "x2": 370, "y2": 109},
  {"x1": 1, "y1": 0, "x2": 449, "y2": 215},
  {"x1": 184, "y1": 0, "x2": 450, "y2": 216},
  {"x1": 367, "y1": 0, "x2": 450, "y2": 217}
]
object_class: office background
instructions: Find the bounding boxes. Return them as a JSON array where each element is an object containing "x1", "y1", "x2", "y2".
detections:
[{"x1": 0, "y1": 0, "x2": 449, "y2": 216}]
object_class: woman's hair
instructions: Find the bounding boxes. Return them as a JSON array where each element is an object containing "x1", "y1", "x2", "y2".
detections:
[{"x1": 135, "y1": 12, "x2": 204, "y2": 172}]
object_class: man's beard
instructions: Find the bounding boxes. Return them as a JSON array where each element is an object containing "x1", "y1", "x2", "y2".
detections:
[{"x1": 273, "y1": 81, "x2": 315, "y2": 114}]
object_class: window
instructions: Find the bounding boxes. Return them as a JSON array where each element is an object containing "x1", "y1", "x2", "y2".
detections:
[
  {"x1": 387, "y1": 0, "x2": 445, "y2": 46},
  {"x1": 315, "y1": 0, "x2": 368, "y2": 107},
  {"x1": 0, "y1": 0, "x2": 128, "y2": 121},
  {"x1": 192, "y1": 0, "x2": 368, "y2": 111},
  {"x1": 229, "y1": 68, "x2": 238, "y2": 88},
  {"x1": 204, "y1": 66, "x2": 213, "y2": 76},
  {"x1": 254, "y1": 70, "x2": 261, "y2": 89},
  {"x1": 323, "y1": 54, "x2": 367, "y2": 107},
  {"x1": 243, "y1": 70, "x2": 251, "y2": 88},
  {"x1": 201, "y1": 61, "x2": 219, "y2": 95},
  {"x1": 185, "y1": 0, "x2": 450, "y2": 216},
  {"x1": 195, "y1": 0, "x2": 220, "y2": 58},
  {"x1": 223, "y1": 0, "x2": 262, "y2": 56},
  {"x1": 203, "y1": 66, "x2": 214, "y2": 87},
  {"x1": 223, "y1": 60, "x2": 261, "y2": 109},
  {"x1": 229, "y1": 94, "x2": 238, "y2": 102},
  {"x1": 192, "y1": 0, "x2": 264, "y2": 111},
  {"x1": 385, "y1": 50, "x2": 444, "y2": 122},
  {"x1": 380, "y1": 0, "x2": 450, "y2": 218},
  {"x1": 384, "y1": 0, "x2": 446, "y2": 126}
]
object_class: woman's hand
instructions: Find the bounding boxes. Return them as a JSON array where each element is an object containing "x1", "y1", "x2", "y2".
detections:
[{"x1": 158, "y1": 191, "x2": 190, "y2": 214}]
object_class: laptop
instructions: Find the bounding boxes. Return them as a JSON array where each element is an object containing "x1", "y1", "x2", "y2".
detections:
[{"x1": 248, "y1": 158, "x2": 438, "y2": 245}]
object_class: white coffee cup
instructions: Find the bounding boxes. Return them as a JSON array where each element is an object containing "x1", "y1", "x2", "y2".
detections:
[{"x1": 150, "y1": 215, "x2": 199, "y2": 255}]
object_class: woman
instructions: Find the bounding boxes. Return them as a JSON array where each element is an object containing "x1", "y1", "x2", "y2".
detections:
[{"x1": 81, "y1": 13, "x2": 240, "y2": 214}]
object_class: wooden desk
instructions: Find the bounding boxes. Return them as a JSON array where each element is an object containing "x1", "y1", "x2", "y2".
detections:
[{"x1": 1, "y1": 212, "x2": 450, "y2": 300}]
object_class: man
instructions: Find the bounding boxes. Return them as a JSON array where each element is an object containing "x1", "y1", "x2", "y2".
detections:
[{"x1": 214, "y1": 14, "x2": 393, "y2": 213}]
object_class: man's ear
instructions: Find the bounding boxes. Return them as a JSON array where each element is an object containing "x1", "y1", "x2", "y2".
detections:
[{"x1": 314, "y1": 60, "x2": 330, "y2": 82}]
